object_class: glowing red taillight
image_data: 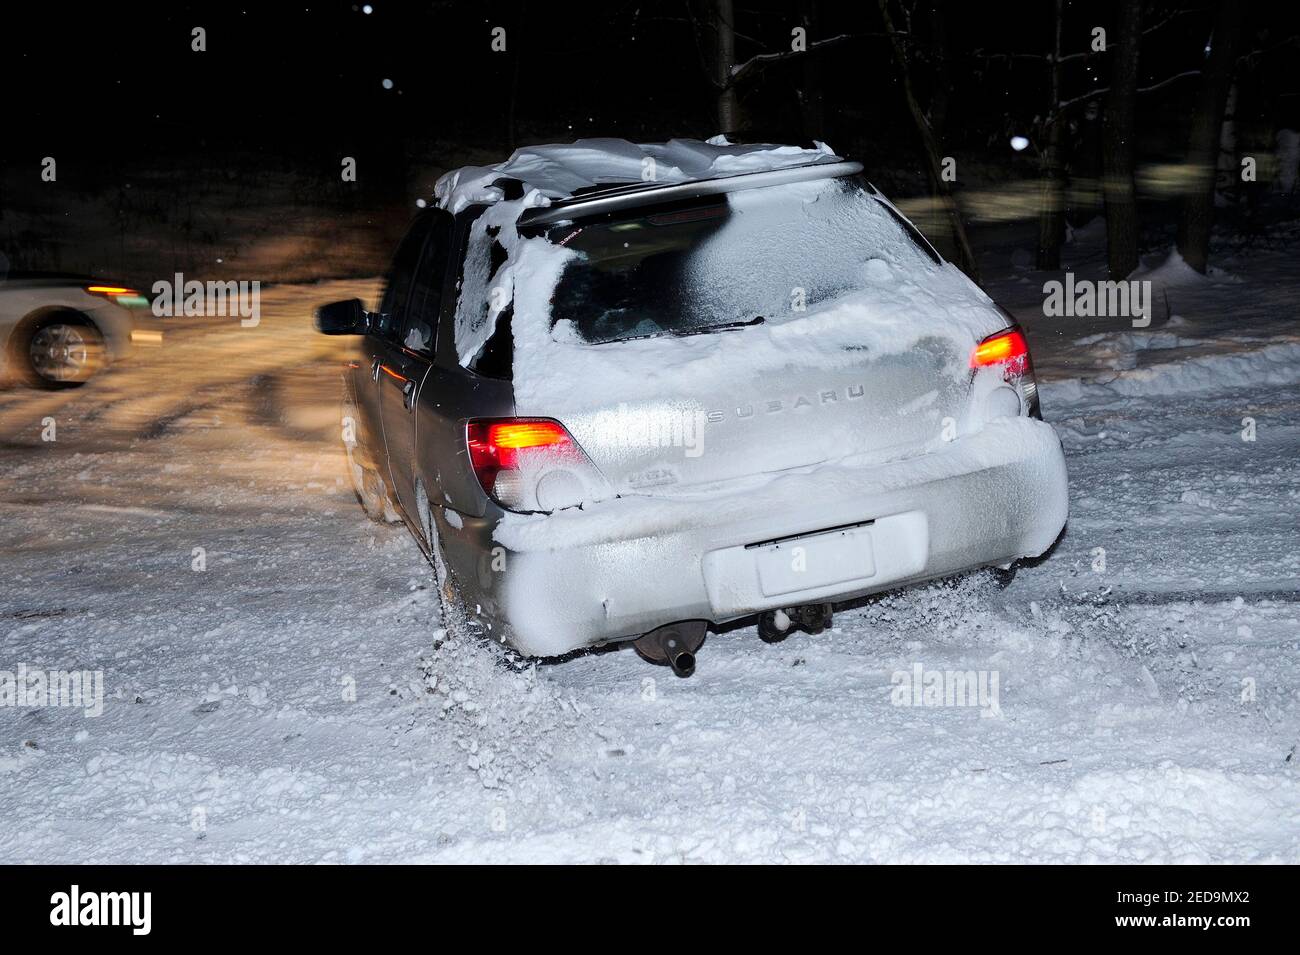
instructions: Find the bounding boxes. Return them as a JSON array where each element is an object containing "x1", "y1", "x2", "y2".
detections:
[
  {"x1": 466, "y1": 418, "x2": 581, "y2": 507},
  {"x1": 971, "y1": 325, "x2": 1041, "y2": 418},
  {"x1": 971, "y1": 327, "x2": 1029, "y2": 370}
]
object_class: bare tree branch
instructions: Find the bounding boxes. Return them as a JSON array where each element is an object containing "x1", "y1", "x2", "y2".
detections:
[
  {"x1": 729, "y1": 31, "x2": 902, "y2": 86},
  {"x1": 683, "y1": 0, "x2": 725, "y2": 92},
  {"x1": 1053, "y1": 69, "x2": 1201, "y2": 115},
  {"x1": 875, "y1": 0, "x2": 979, "y2": 280},
  {"x1": 1142, "y1": 8, "x2": 1197, "y2": 35}
]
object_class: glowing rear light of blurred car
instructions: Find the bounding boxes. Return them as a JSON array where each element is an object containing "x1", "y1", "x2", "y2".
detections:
[{"x1": 86, "y1": 285, "x2": 149, "y2": 308}]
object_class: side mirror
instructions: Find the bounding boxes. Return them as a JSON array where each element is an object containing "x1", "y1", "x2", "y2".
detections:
[{"x1": 315, "y1": 298, "x2": 368, "y2": 335}]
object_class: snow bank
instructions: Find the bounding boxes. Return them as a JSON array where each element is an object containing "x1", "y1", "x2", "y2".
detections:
[
  {"x1": 1133, "y1": 247, "x2": 1240, "y2": 286},
  {"x1": 1043, "y1": 341, "x2": 1300, "y2": 405},
  {"x1": 1067, "y1": 329, "x2": 1214, "y2": 372}
]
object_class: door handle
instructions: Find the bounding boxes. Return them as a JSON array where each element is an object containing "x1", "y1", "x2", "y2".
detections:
[
  {"x1": 402, "y1": 379, "x2": 416, "y2": 411},
  {"x1": 370, "y1": 356, "x2": 382, "y2": 382}
]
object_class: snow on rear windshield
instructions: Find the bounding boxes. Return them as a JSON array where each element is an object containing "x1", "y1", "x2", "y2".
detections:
[{"x1": 545, "y1": 176, "x2": 937, "y2": 344}]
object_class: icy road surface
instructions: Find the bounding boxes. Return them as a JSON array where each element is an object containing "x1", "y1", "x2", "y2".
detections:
[{"x1": 2, "y1": 248, "x2": 1298, "y2": 863}]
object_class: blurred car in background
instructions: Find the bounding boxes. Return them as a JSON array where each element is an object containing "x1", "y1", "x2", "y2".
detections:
[{"x1": 0, "y1": 272, "x2": 154, "y2": 388}]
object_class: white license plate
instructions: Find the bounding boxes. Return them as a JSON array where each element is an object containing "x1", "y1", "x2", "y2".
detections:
[{"x1": 754, "y1": 526, "x2": 876, "y2": 598}]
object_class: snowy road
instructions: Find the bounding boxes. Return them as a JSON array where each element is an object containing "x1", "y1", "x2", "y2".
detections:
[{"x1": 2, "y1": 244, "x2": 1298, "y2": 862}]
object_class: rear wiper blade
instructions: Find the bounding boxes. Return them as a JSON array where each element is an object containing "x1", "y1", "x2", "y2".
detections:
[
  {"x1": 668, "y1": 316, "x2": 765, "y2": 338},
  {"x1": 589, "y1": 316, "x2": 764, "y2": 345}
]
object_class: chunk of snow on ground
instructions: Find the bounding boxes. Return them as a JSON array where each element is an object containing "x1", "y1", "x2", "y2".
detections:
[{"x1": 1134, "y1": 247, "x2": 1240, "y2": 286}]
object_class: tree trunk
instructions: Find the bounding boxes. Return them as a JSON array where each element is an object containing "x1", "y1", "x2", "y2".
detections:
[
  {"x1": 1102, "y1": 0, "x2": 1142, "y2": 280},
  {"x1": 927, "y1": 1, "x2": 953, "y2": 271},
  {"x1": 506, "y1": 3, "x2": 527, "y2": 149},
  {"x1": 876, "y1": 0, "x2": 979, "y2": 281},
  {"x1": 1216, "y1": 82, "x2": 1239, "y2": 205},
  {"x1": 713, "y1": 0, "x2": 740, "y2": 134},
  {"x1": 1036, "y1": 0, "x2": 1066, "y2": 271},
  {"x1": 1176, "y1": 0, "x2": 1245, "y2": 273},
  {"x1": 927, "y1": 0, "x2": 951, "y2": 143},
  {"x1": 799, "y1": 0, "x2": 825, "y2": 142}
]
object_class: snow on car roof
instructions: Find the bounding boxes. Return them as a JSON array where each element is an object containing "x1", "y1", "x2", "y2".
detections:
[{"x1": 433, "y1": 136, "x2": 846, "y2": 214}]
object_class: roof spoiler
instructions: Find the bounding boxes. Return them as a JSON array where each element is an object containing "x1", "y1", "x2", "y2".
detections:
[{"x1": 517, "y1": 159, "x2": 864, "y2": 229}]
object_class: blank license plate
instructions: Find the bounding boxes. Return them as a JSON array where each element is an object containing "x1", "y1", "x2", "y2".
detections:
[{"x1": 754, "y1": 527, "x2": 876, "y2": 598}]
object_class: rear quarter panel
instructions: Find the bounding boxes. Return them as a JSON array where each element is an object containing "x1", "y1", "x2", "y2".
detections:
[{"x1": 415, "y1": 364, "x2": 513, "y2": 519}]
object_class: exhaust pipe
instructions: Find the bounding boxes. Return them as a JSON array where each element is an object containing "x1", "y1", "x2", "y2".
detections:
[
  {"x1": 663, "y1": 638, "x2": 696, "y2": 678},
  {"x1": 633, "y1": 620, "x2": 707, "y2": 677}
]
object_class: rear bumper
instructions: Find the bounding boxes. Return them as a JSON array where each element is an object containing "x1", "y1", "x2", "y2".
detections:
[{"x1": 455, "y1": 417, "x2": 1068, "y2": 657}]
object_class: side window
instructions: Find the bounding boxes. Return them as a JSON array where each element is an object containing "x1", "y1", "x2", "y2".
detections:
[
  {"x1": 451, "y1": 211, "x2": 512, "y2": 369},
  {"x1": 376, "y1": 217, "x2": 432, "y2": 341},
  {"x1": 398, "y1": 211, "x2": 453, "y2": 357},
  {"x1": 468, "y1": 308, "x2": 513, "y2": 380},
  {"x1": 464, "y1": 234, "x2": 513, "y2": 379}
]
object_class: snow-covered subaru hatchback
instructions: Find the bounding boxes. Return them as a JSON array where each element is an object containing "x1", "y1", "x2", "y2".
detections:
[{"x1": 318, "y1": 138, "x2": 1067, "y2": 674}]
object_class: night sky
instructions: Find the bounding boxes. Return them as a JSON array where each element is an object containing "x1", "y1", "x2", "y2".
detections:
[
  {"x1": 10, "y1": 1, "x2": 1294, "y2": 165},
  {"x1": 3, "y1": 0, "x2": 1296, "y2": 281}
]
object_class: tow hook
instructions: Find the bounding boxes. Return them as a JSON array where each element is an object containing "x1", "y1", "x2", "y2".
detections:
[
  {"x1": 758, "y1": 603, "x2": 833, "y2": 643},
  {"x1": 633, "y1": 620, "x2": 708, "y2": 677}
]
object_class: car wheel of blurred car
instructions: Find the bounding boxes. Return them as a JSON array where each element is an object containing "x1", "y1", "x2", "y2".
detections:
[
  {"x1": 20, "y1": 313, "x2": 105, "y2": 388},
  {"x1": 357, "y1": 464, "x2": 400, "y2": 523}
]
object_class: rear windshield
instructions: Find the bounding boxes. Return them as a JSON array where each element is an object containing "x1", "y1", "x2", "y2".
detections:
[{"x1": 543, "y1": 175, "x2": 940, "y2": 345}]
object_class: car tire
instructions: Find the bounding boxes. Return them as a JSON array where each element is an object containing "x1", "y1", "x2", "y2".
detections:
[
  {"x1": 17, "y1": 312, "x2": 105, "y2": 389},
  {"x1": 420, "y1": 492, "x2": 465, "y2": 631},
  {"x1": 989, "y1": 564, "x2": 1019, "y2": 589},
  {"x1": 341, "y1": 397, "x2": 399, "y2": 524}
]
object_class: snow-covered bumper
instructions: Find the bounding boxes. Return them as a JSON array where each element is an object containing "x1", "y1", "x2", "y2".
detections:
[{"x1": 458, "y1": 417, "x2": 1067, "y2": 657}]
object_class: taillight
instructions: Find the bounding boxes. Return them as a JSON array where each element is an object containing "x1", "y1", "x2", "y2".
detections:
[
  {"x1": 971, "y1": 327, "x2": 1029, "y2": 372},
  {"x1": 466, "y1": 418, "x2": 600, "y2": 512},
  {"x1": 971, "y1": 326, "x2": 1040, "y2": 418},
  {"x1": 86, "y1": 284, "x2": 149, "y2": 307}
]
